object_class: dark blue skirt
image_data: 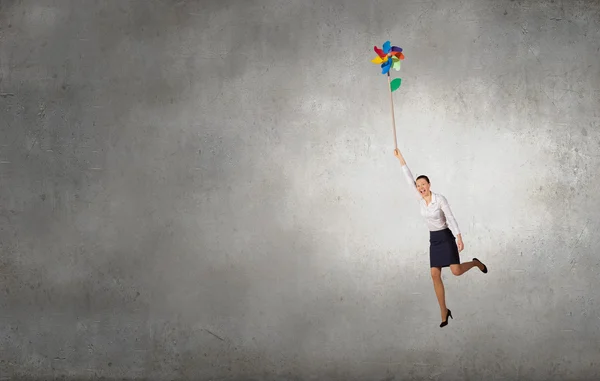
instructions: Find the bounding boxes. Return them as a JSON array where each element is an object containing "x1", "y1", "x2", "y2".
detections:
[{"x1": 429, "y1": 228, "x2": 460, "y2": 268}]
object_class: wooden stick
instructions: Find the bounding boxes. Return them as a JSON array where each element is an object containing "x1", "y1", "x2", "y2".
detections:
[{"x1": 387, "y1": 72, "x2": 398, "y2": 150}]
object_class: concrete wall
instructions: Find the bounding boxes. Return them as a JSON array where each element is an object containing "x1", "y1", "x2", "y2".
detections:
[{"x1": 1, "y1": 0, "x2": 599, "y2": 380}]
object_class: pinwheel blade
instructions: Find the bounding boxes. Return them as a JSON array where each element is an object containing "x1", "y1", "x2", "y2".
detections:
[
  {"x1": 391, "y1": 46, "x2": 403, "y2": 52},
  {"x1": 383, "y1": 41, "x2": 391, "y2": 54},
  {"x1": 371, "y1": 56, "x2": 384, "y2": 64},
  {"x1": 381, "y1": 60, "x2": 392, "y2": 74},
  {"x1": 374, "y1": 46, "x2": 386, "y2": 58}
]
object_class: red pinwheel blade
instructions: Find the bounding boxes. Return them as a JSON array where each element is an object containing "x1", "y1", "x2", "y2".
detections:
[{"x1": 374, "y1": 46, "x2": 386, "y2": 58}]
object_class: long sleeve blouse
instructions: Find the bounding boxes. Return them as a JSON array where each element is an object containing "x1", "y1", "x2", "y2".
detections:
[{"x1": 401, "y1": 164, "x2": 461, "y2": 237}]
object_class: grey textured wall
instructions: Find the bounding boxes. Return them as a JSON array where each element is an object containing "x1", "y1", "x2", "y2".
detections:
[{"x1": 1, "y1": 0, "x2": 599, "y2": 380}]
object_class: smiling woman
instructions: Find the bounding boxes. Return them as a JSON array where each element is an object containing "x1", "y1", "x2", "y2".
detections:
[{"x1": 393, "y1": 147, "x2": 488, "y2": 328}]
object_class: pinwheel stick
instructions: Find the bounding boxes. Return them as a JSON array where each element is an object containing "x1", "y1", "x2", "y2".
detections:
[
  {"x1": 371, "y1": 41, "x2": 405, "y2": 150},
  {"x1": 387, "y1": 72, "x2": 398, "y2": 150}
]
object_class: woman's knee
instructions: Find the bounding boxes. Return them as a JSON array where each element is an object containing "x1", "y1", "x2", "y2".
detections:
[
  {"x1": 450, "y1": 265, "x2": 461, "y2": 276},
  {"x1": 430, "y1": 267, "x2": 441, "y2": 279}
]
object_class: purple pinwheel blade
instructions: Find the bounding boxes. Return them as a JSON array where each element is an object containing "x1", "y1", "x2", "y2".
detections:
[
  {"x1": 391, "y1": 46, "x2": 403, "y2": 52},
  {"x1": 383, "y1": 41, "x2": 391, "y2": 54}
]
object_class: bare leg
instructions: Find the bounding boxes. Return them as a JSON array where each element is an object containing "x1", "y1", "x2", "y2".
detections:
[
  {"x1": 449, "y1": 260, "x2": 480, "y2": 276},
  {"x1": 430, "y1": 267, "x2": 447, "y2": 320}
]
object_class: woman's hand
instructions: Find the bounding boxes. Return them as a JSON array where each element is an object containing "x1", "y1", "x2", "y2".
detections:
[
  {"x1": 456, "y1": 236, "x2": 464, "y2": 252},
  {"x1": 394, "y1": 148, "x2": 406, "y2": 166}
]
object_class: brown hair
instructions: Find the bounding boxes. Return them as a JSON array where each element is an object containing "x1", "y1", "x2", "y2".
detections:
[{"x1": 416, "y1": 175, "x2": 430, "y2": 184}]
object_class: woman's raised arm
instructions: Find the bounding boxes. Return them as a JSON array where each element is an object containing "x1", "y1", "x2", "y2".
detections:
[{"x1": 394, "y1": 148, "x2": 422, "y2": 200}]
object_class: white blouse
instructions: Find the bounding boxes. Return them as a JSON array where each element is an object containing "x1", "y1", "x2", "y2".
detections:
[{"x1": 401, "y1": 164, "x2": 461, "y2": 237}]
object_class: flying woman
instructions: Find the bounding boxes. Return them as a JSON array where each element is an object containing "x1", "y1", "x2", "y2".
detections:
[{"x1": 393, "y1": 148, "x2": 488, "y2": 327}]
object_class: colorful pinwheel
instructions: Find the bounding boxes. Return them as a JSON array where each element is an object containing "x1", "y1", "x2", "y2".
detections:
[
  {"x1": 371, "y1": 40, "x2": 405, "y2": 92},
  {"x1": 370, "y1": 40, "x2": 406, "y2": 150}
]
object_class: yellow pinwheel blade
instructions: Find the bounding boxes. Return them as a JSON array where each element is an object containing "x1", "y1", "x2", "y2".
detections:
[{"x1": 371, "y1": 56, "x2": 384, "y2": 64}]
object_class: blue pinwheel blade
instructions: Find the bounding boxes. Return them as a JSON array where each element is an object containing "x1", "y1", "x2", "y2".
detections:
[
  {"x1": 383, "y1": 41, "x2": 391, "y2": 54},
  {"x1": 381, "y1": 59, "x2": 392, "y2": 74}
]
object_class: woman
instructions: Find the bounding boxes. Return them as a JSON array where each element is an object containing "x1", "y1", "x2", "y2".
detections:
[{"x1": 393, "y1": 148, "x2": 488, "y2": 328}]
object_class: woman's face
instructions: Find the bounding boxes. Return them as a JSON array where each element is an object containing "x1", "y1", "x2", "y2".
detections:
[{"x1": 416, "y1": 178, "x2": 430, "y2": 197}]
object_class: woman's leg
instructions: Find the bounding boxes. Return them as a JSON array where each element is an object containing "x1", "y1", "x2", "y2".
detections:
[
  {"x1": 449, "y1": 260, "x2": 480, "y2": 276},
  {"x1": 430, "y1": 267, "x2": 448, "y2": 320}
]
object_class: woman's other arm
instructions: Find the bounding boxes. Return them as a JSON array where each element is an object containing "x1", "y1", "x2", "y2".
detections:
[{"x1": 439, "y1": 195, "x2": 464, "y2": 252}]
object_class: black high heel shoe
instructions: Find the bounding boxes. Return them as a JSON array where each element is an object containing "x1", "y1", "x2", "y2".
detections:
[
  {"x1": 473, "y1": 258, "x2": 488, "y2": 273},
  {"x1": 440, "y1": 308, "x2": 452, "y2": 328}
]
